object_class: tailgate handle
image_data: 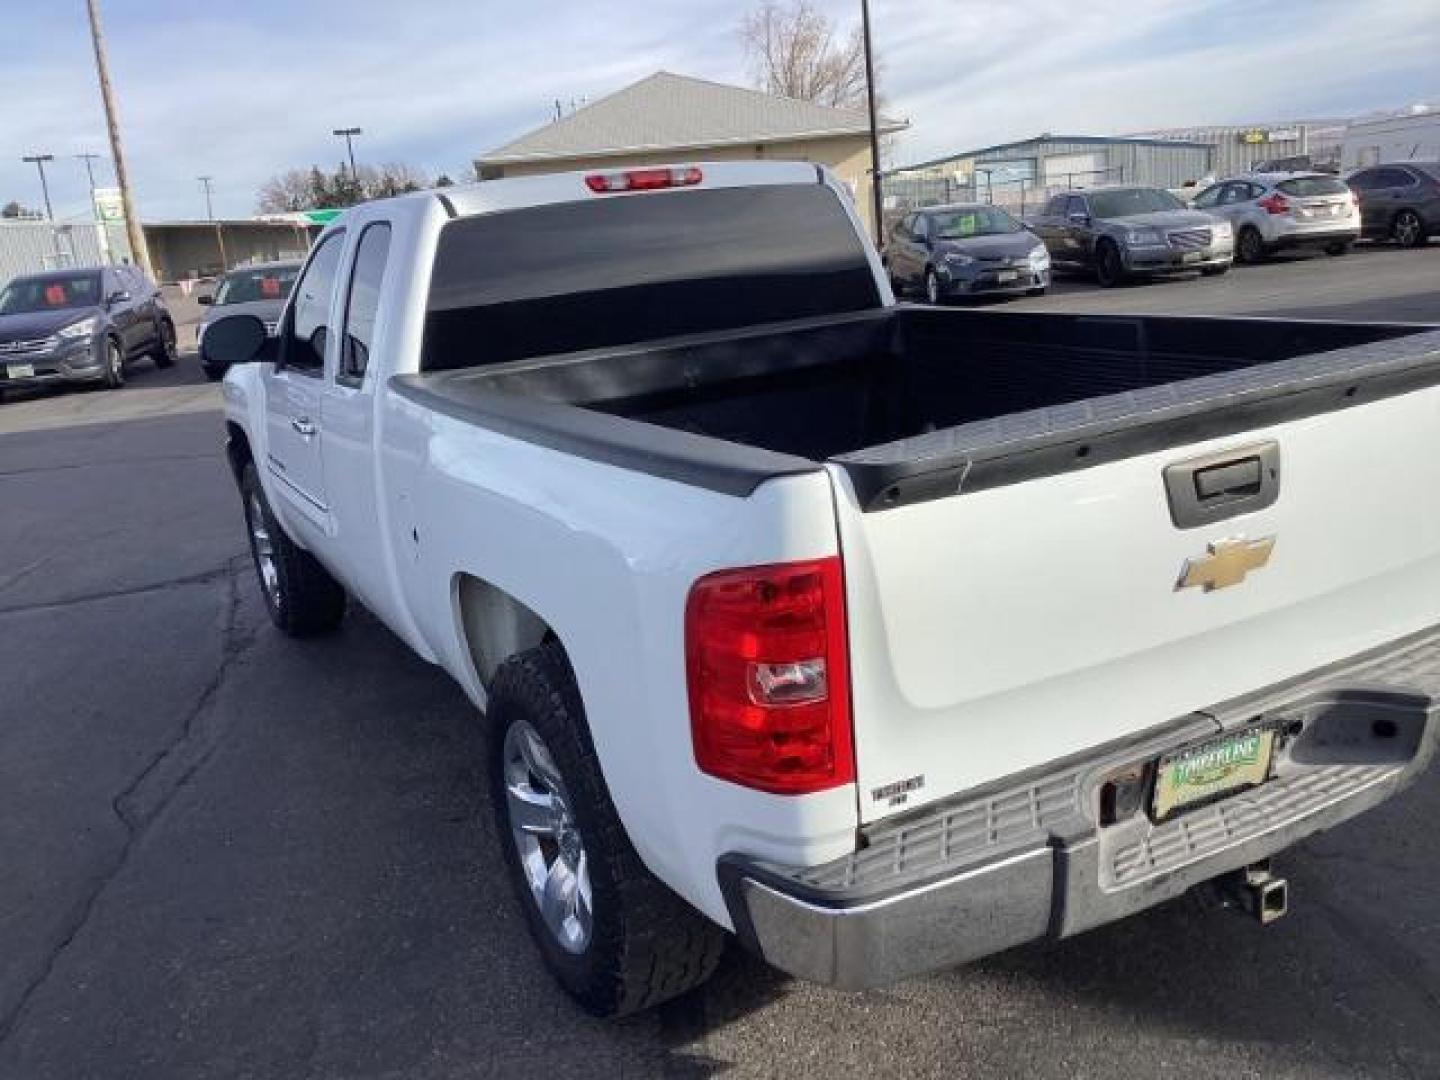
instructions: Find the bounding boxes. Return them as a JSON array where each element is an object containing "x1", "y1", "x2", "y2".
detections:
[{"x1": 1164, "y1": 441, "x2": 1280, "y2": 530}]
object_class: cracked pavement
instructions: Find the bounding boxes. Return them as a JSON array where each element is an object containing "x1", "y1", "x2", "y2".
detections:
[{"x1": 2, "y1": 267, "x2": 1440, "y2": 1079}]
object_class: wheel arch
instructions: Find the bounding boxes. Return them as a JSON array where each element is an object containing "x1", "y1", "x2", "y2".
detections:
[
  {"x1": 453, "y1": 572, "x2": 557, "y2": 698},
  {"x1": 225, "y1": 420, "x2": 253, "y2": 484}
]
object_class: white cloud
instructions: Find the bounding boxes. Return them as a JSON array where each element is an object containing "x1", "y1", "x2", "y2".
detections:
[{"x1": 0, "y1": 0, "x2": 1434, "y2": 221}]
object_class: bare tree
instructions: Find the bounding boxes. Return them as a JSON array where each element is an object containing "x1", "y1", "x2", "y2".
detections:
[
  {"x1": 367, "y1": 161, "x2": 429, "y2": 198},
  {"x1": 255, "y1": 169, "x2": 315, "y2": 213},
  {"x1": 740, "y1": 0, "x2": 866, "y2": 108}
]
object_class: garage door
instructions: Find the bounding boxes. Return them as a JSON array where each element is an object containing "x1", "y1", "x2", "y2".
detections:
[{"x1": 1044, "y1": 153, "x2": 1105, "y2": 189}]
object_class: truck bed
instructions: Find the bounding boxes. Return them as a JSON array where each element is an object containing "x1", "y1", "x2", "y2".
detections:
[{"x1": 393, "y1": 308, "x2": 1438, "y2": 510}]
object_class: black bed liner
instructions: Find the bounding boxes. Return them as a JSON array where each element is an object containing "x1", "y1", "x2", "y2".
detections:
[{"x1": 391, "y1": 308, "x2": 1440, "y2": 511}]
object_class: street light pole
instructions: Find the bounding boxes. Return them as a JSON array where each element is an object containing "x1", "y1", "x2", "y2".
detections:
[
  {"x1": 198, "y1": 175, "x2": 227, "y2": 272},
  {"x1": 860, "y1": 0, "x2": 884, "y2": 248},
  {"x1": 85, "y1": 0, "x2": 153, "y2": 277},
  {"x1": 333, "y1": 127, "x2": 362, "y2": 188},
  {"x1": 21, "y1": 154, "x2": 56, "y2": 222}
]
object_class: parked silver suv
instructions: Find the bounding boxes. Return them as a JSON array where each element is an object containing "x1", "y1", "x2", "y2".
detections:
[{"x1": 1191, "y1": 173, "x2": 1359, "y2": 263}]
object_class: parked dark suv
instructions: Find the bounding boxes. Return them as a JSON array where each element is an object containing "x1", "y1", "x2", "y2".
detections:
[
  {"x1": 0, "y1": 265, "x2": 177, "y2": 396},
  {"x1": 1346, "y1": 163, "x2": 1440, "y2": 247}
]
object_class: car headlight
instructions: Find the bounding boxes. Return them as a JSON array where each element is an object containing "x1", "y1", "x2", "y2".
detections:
[
  {"x1": 943, "y1": 251, "x2": 975, "y2": 266},
  {"x1": 1211, "y1": 220, "x2": 1233, "y2": 239},
  {"x1": 57, "y1": 317, "x2": 97, "y2": 340},
  {"x1": 1028, "y1": 246, "x2": 1051, "y2": 267},
  {"x1": 1125, "y1": 227, "x2": 1164, "y2": 246}
]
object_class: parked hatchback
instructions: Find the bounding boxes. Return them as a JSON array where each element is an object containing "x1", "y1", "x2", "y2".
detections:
[
  {"x1": 1029, "y1": 186, "x2": 1233, "y2": 287},
  {"x1": 1191, "y1": 173, "x2": 1359, "y2": 263},
  {"x1": 1346, "y1": 163, "x2": 1440, "y2": 247},
  {"x1": 196, "y1": 261, "x2": 301, "y2": 380},
  {"x1": 0, "y1": 265, "x2": 176, "y2": 397},
  {"x1": 884, "y1": 203, "x2": 1050, "y2": 303}
]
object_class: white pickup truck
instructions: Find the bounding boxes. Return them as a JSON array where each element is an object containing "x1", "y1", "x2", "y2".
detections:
[{"x1": 207, "y1": 161, "x2": 1440, "y2": 1017}]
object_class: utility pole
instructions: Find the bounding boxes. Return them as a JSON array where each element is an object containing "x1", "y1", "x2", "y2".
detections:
[
  {"x1": 85, "y1": 0, "x2": 152, "y2": 276},
  {"x1": 198, "y1": 175, "x2": 227, "y2": 272},
  {"x1": 76, "y1": 153, "x2": 104, "y2": 199},
  {"x1": 860, "y1": 0, "x2": 884, "y2": 247},
  {"x1": 21, "y1": 154, "x2": 56, "y2": 221},
  {"x1": 333, "y1": 127, "x2": 362, "y2": 191}
]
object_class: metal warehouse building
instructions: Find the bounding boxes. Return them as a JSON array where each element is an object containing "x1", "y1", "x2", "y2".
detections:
[
  {"x1": 886, "y1": 134, "x2": 1214, "y2": 216},
  {"x1": 1132, "y1": 119, "x2": 1350, "y2": 178}
]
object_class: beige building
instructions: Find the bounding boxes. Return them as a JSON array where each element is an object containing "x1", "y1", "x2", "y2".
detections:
[{"x1": 476, "y1": 72, "x2": 905, "y2": 234}]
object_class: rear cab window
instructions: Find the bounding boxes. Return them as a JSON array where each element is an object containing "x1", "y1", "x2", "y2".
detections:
[{"x1": 422, "y1": 184, "x2": 880, "y2": 372}]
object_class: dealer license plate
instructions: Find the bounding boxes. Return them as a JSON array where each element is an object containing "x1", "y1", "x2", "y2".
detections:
[
  {"x1": 994, "y1": 271, "x2": 1018, "y2": 283},
  {"x1": 6, "y1": 363, "x2": 34, "y2": 379},
  {"x1": 1152, "y1": 727, "x2": 1275, "y2": 820},
  {"x1": 1182, "y1": 251, "x2": 1204, "y2": 264}
]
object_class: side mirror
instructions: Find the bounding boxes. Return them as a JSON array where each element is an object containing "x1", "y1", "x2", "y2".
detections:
[
  {"x1": 197, "y1": 294, "x2": 214, "y2": 306},
  {"x1": 204, "y1": 314, "x2": 277, "y2": 368},
  {"x1": 106, "y1": 290, "x2": 131, "y2": 307}
]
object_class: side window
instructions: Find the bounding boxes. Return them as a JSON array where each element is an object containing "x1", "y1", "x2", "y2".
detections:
[
  {"x1": 284, "y1": 232, "x2": 346, "y2": 375},
  {"x1": 1065, "y1": 195, "x2": 1087, "y2": 219},
  {"x1": 1347, "y1": 170, "x2": 1374, "y2": 192},
  {"x1": 1045, "y1": 194, "x2": 1068, "y2": 216},
  {"x1": 339, "y1": 223, "x2": 392, "y2": 384},
  {"x1": 1192, "y1": 184, "x2": 1222, "y2": 208},
  {"x1": 1220, "y1": 183, "x2": 1250, "y2": 205},
  {"x1": 894, "y1": 214, "x2": 913, "y2": 241},
  {"x1": 912, "y1": 215, "x2": 929, "y2": 240}
]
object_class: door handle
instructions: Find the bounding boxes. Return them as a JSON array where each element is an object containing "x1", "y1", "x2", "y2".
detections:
[{"x1": 291, "y1": 417, "x2": 317, "y2": 437}]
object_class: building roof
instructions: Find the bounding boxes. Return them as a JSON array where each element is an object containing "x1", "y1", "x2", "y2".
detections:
[
  {"x1": 893, "y1": 134, "x2": 1214, "y2": 174},
  {"x1": 479, "y1": 71, "x2": 907, "y2": 166}
]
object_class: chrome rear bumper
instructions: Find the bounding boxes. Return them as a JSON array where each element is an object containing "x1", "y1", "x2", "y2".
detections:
[{"x1": 719, "y1": 626, "x2": 1440, "y2": 990}]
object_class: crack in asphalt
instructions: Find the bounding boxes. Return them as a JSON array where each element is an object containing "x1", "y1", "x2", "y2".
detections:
[
  {"x1": 0, "y1": 451, "x2": 224, "y2": 480},
  {"x1": 0, "y1": 562, "x2": 241, "y2": 618},
  {"x1": 0, "y1": 560, "x2": 261, "y2": 1050}
]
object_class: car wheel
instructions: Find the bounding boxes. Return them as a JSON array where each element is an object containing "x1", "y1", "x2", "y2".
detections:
[
  {"x1": 1026, "y1": 286, "x2": 1047, "y2": 297},
  {"x1": 203, "y1": 367, "x2": 225, "y2": 383},
  {"x1": 1200, "y1": 264, "x2": 1231, "y2": 276},
  {"x1": 1094, "y1": 242, "x2": 1126, "y2": 288},
  {"x1": 102, "y1": 337, "x2": 125, "y2": 389},
  {"x1": 152, "y1": 319, "x2": 177, "y2": 368},
  {"x1": 1393, "y1": 210, "x2": 1425, "y2": 248},
  {"x1": 489, "y1": 641, "x2": 724, "y2": 1017},
  {"x1": 925, "y1": 267, "x2": 945, "y2": 305},
  {"x1": 1236, "y1": 226, "x2": 1266, "y2": 264},
  {"x1": 240, "y1": 463, "x2": 347, "y2": 636}
]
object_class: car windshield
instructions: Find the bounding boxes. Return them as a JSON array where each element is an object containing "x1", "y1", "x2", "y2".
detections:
[
  {"x1": 1088, "y1": 188, "x2": 1185, "y2": 218},
  {"x1": 0, "y1": 273, "x2": 102, "y2": 315},
  {"x1": 1276, "y1": 176, "x2": 1350, "y2": 197},
  {"x1": 933, "y1": 206, "x2": 1022, "y2": 238},
  {"x1": 215, "y1": 267, "x2": 299, "y2": 305}
]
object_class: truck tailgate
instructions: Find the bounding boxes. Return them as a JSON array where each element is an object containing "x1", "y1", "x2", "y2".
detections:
[{"x1": 834, "y1": 360, "x2": 1440, "y2": 824}]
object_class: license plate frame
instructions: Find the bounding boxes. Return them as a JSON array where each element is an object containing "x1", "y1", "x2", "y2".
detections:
[
  {"x1": 1181, "y1": 250, "x2": 1204, "y2": 265},
  {"x1": 1151, "y1": 725, "x2": 1276, "y2": 822},
  {"x1": 994, "y1": 270, "x2": 1019, "y2": 284},
  {"x1": 6, "y1": 363, "x2": 35, "y2": 379}
]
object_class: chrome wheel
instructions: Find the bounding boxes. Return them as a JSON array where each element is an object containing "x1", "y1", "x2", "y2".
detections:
[
  {"x1": 1394, "y1": 211, "x2": 1423, "y2": 248},
  {"x1": 503, "y1": 720, "x2": 592, "y2": 954},
  {"x1": 925, "y1": 269, "x2": 941, "y2": 305},
  {"x1": 107, "y1": 341, "x2": 124, "y2": 386},
  {"x1": 246, "y1": 491, "x2": 281, "y2": 608}
]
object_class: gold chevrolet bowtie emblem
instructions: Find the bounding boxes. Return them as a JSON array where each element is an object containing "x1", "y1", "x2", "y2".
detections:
[{"x1": 1177, "y1": 537, "x2": 1276, "y2": 592}]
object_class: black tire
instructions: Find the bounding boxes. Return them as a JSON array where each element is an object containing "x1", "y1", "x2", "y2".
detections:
[
  {"x1": 1094, "y1": 241, "x2": 1126, "y2": 288},
  {"x1": 239, "y1": 463, "x2": 346, "y2": 636},
  {"x1": 1393, "y1": 210, "x2": 1426, "y2": 249},
  {"x1": 1200, "y1": 264, "x2": 1231, "y2": 276},
  {"x1": 488, "y1": 641, "x2": 724, "y2": 1017},
  {"x1": 102, "y1": 337, "x2": 125, "y2": 389},
  {"x1": 1236, "y1": 226, "x2": 1266, "y2": 264},
  {"x1": 1324, "y1": 241, "x2": 1353, "y2": 256},
  {"x1": 203, "y1": 367, "x2": 225, "y2": 383},
  {"x1": 924, "y1": 267, "x2": 945, "y2": 305},
  {"x1": 1026, "y1": 286, "x2": 1047, "y2": 297},
  {"x1": 152, "y1": 318, "x2": 177, "y2": 368}
]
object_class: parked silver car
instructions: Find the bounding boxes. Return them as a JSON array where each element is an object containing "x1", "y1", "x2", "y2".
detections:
[{"x1": 1190, "y1": 173, "x2": 1359, "y2": 263}]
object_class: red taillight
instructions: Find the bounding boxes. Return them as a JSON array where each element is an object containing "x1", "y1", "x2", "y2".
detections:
[
  {"x1": 1258, "y1": 193, "x2": 1290, "y2": 215},
  {"x1": 685, "y1": 557, "x2": 853, "y2": 795},
  {"x1": 585, "y1": 166, "x2": 703, "y2": 194}
]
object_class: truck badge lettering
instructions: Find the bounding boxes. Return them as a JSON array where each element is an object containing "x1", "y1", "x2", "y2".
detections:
[{"x1": 871, "y1": 775, "x2": 924, "y2": 807}]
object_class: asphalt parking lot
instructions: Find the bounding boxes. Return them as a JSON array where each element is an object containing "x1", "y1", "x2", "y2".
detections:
[{"x1": 2, "y1": 244, "x2": 1440, "y2": 1079}]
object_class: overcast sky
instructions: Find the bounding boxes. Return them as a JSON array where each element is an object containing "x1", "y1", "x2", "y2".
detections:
[{"x1": 0, "y1": 0, "x2": 1433, "y2": 222}]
